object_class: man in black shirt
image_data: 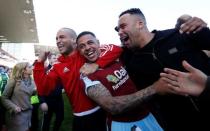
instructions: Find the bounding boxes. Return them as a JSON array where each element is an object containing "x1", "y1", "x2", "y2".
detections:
[{"x1": 115, "y1": 8, "x2": 210, "y2": 131}]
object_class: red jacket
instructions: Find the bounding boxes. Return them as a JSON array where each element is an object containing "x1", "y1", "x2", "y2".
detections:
[{"x1": 33, "y1": 44, "x2": 122, "y2": 114}]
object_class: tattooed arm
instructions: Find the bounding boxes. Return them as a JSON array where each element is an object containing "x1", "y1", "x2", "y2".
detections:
[
  {"x1": 86, "y1": 78, "x2": 171, "y2": 115},
  {"x1": 87, "y1": 84, "x2": 154, "y2": 115}
]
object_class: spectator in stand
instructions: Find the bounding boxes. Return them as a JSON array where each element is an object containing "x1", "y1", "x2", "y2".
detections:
[
  {"x1": 0, "y1": 66, "x2": 9, "y2": 95},
  {"x1": 0, "y1": 66, "x2": 9, "y2": 131}
]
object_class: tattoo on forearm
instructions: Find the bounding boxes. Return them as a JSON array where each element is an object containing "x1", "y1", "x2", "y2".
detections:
[
  {"x1": 111, "y1": 86, "x2": 155, "y2": 114},
  {"x1": 87, "y1": 84, "x2": 112, "y2": 98},
  {"x1": 87, "y1": 84, "x2": 156, "y2": 114}
]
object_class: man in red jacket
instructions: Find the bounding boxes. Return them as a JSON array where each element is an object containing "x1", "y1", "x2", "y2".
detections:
[{"x1": 33, "y1": 28, "x2": 122, "y2": 131}]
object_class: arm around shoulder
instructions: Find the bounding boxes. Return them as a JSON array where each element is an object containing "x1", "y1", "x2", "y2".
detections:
[{"x1": 97, "y1": 44, "x2": 122, "y2": 68}]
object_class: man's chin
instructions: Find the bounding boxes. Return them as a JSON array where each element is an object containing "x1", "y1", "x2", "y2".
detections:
[
  {"x1": 58, "y1": 50, "x2": 63, "y2": 53},
  {"x1": 87, "y1": 57, "x2": 97, "y2": 62},
  {"x1": 122, "y1": 44, "x2": 131, "y2": 48},
  {"x1": 59, "y1": 50, "x2": 67, "y2": 54}
]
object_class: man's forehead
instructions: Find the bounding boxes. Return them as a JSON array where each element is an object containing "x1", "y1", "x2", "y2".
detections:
[
  {"x1": 78, "y1": 35, "x2": 97, "y2": 45},
  {"x1": 78, "y1": 35, "x2": 91, "y2": 43},
  {"x1": 119, "y1": 14, "x2": 141, "y2": 24},
  {"x1": 56, "y1": 31, "x2": 70, "y2": 39},
  {"x1": 57, "y1": 30, "x2": 67, "y2": 35},
  {"x1": 118, "y1": 14, "x2": 130, "y2": 23},
  {"x1": 79, "y1": 34, "x2": 95, "y2": 41},
  {"x1": 122, "y1": 13, "x2": 138, "y2": 19}
]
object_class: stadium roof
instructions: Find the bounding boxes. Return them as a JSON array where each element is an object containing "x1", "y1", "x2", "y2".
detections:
[{"x1": 0, "y1": 0, "x2": 39, "y2": 43}]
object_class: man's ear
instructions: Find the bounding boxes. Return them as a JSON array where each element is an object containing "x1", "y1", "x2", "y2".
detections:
[
  {"x1": 72, "y1": 38, "x2": 77, "y2": 48},
  {"x1": 137, "y1": 20, "x2": 144, "y2": 29},
  {"x1": 72, "y1": 38, "x2": 76, "y2": 43}
]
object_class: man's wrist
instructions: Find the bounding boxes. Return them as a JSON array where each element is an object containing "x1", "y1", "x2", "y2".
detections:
[
  {"x1": 94, "y1": 63, "x2": 99, "y2": 70},
  {"x1": 135, "y1": 85, "x2": 156, "y2": 103},
  {"x1": 147, "y1": 85, "x2": 157, "y2": 96}
]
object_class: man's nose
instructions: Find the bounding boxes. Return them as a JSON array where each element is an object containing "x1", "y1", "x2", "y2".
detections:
[
  {"x1": 85, "y1": 44, "x2": 91, "y2": 50},
  {"x1": 118, "y1": 28, "x2": 123, "y2": 36}
]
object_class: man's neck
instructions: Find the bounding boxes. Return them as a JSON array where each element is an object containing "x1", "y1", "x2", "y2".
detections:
[
  {"x1": 138, "y1": 32, "x2": 155, "y2": 48},
  {"x1": 63, "y1": 50, "x2": 77, "y2": 57}
]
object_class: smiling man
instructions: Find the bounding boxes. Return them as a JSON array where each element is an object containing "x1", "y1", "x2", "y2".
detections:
[{"x1": 77, "y1": 31, "x2": 174, "y2": 131}]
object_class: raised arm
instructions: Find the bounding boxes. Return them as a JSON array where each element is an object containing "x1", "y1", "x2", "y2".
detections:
[{"x1": 33, "y1": 52, "x2": 60, "y2": 96}]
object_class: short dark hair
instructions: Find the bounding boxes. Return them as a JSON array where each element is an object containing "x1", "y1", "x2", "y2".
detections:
[
  {"x1": 119, "y1": 8, "x2": 146, "y2": 22},
  {"x1": 115, "y1": 8, "x2": 147, "y2": 32},
  {"x1": 120, "y1": 8, "x2": 143, "y2": 16},
  {"x1": 76, "y1": 31, "x2": 96, "y2": 44}
]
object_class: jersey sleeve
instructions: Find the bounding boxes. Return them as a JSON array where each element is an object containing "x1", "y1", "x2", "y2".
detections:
[
  {"x1": 96, "y1": 44, "x2": 122, "y2": 68},
  {"x1": 81, "y1": 76, "x2": 101, "y2": 95},
  {"x1": 33, "y1": 60, "x2": 59, "y2": 96}
]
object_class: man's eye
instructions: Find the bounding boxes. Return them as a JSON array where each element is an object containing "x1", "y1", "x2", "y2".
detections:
[
  {"x1": 120, "y1": 24, "x2": 126, "y2": 29},
  {"x1": 79, "y1": 45, "x2": 84, "y2": 49},
  {"x1": 88, "y1": 41, "x2": 94, "y2": 45}
]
